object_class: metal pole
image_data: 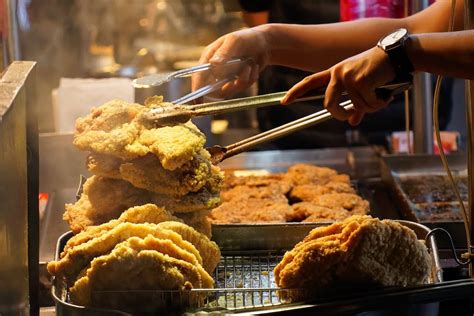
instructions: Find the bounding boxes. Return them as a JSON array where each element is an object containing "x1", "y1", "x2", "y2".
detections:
[
  {"x1": 411, "y1": 0, "x2": 434, "y2": 154},
  {"x1": 464, "y1": 0, "x2": 474, "y2": 277}
]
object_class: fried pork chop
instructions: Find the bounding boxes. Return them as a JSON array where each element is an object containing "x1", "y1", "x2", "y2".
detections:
[
  {"x1": 289, "y1": 182, "x2": 355, "y2": 202},
  {"x1": 157, "y1": 221, "x2": 220, "y2": 273},
  {"x1": 48, "y1": 222, "x2": 203, "y2": 285},
  {"x1": 150, "y1": 187, "x2": 221, "y2": 214},
  {"x1": 220, "y1": 184, "x2": 289, "y2": 203},
  {"x1": 69, "y1": 235, "x2": 213, "y2": 308},
  {"x1": 65, "y1": 174, "x2": 221, "y2": 232},
  {"x1": 285, "y1": 163, "x2": 350, "y2": 186},
  {"x1": 209, "y1": 198, "x2": 291, "y2": 224},
  {"x1": 288, "y1": 202, "x2": 349, "y2": 222},
  {"x1": 63, "y1": 204, "x2": 181, "y2": 252},
  {"x1": 87, "y1": 150, "x2": 213, "y2": 196},
  {"x1": 64, "y1": 176, "x2": 155, "y2": 233},
  {"x1": 310, "y1": 193, "x2": 370, "y2": 215},
  {"x1": 274, "y1": 215, "x2": 432, "y2": 300},
  {"x1": 222, "y1": 173, "x2": 292, "y2": 194},
  {"x1": 74, "y1": 98, "x2": 205, "y2": 170}
]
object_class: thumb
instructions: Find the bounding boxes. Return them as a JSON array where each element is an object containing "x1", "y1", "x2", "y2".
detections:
[
  {"x1": 281, "y1": 70, "x2": 331, "y2": 105},
  {"x1": 209, "y1": 37, "x2": 239, "y2": 64}
]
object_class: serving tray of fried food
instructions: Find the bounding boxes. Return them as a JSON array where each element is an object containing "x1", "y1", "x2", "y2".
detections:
[
  {"x1": 52, "y1": 216, "x2": 444, "y2": 315},
  {"x1": 49, "y1": 96, "x2": 474, "y2": 315}
]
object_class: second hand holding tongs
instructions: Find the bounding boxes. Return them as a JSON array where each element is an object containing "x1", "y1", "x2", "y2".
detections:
[{"x1": 139, "y1": 81, "x2": 411, "y2": 164}]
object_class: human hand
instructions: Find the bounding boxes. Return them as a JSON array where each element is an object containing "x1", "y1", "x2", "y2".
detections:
[
  {"x1": 281, "y1": 47, "x2": 396, "y2": 126},
  {"x1": 192, "y1": 27, "x2": 270, "y2": 98}
]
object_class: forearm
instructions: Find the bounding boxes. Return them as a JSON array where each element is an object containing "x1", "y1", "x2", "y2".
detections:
[
  {"x1": 407, "y1": 30, "x2": 474, "y2": 79},
  {"x1": 259, "y1": 0, "x2": 464, "y2": 72},
  {"x1": 261, "y1": 19, "x2": 409, "y2": 71}
]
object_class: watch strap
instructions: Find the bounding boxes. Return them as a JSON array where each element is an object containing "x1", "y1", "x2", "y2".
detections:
[{"x1": 385, "y1": 37, "x2": 414, "y2": 82}]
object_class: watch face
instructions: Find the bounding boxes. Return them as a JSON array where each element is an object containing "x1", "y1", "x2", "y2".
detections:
[{"x1": 379, "y1": 28, "x2": 408, "y2": 47}]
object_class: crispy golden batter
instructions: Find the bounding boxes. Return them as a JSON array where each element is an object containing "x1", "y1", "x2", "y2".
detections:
[
  {"x1": 87, "y1": 150, "x2": 213, "y2": 196},
  {"x1": 174, "y1": 210, "x2": 213, "y2": 238},
  {"x1": 157, "y1": 221, "x2": 220, "y2": 273},
  {"x1": 74, "y1": 98, "x2": 205, "y2": 170},
  {"x1": 209, "y1": 199, "x2": 291, "y2": 224},
  {"x1": 311, "y1": 193, "x2": 370, "y2": 215},
  {"x1": 151, "y1": 188, "x2": 221, "y2": 213},
  {"x1": 118, "y1": 203, "x2": 181, "y2": 224},
  {"x1": 69, "y1": 235, "x2": 211, "y2": 308},
  {"x1": 221, "y1": 184, "x2": 289, "y2": 203},
  {"x1": 64, "y1": 176, "x2": 153, "y2": 233},
  {"x1": 64, "y1": 204, "x2": 180, "y2": 252},
  {"x1": 288, "y1": 202, "x2": 348, "y2": 222},
  {"x1": 285, "y1": 163, "x2": 350, "y2": 186},
  {"x1": 289, "y1": 182, "x2": 355, "y2": 202},
  {"x1": 47, "y1": 222, "x2": 203, "y2": 285},
  {"x1": 223, "y1": 173, "x2": 292, "y2": 194},
  {"x1": 274, "y1": 215, "x2": 432, "y2": 300}
]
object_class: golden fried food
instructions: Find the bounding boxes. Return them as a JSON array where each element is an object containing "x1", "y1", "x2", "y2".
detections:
[
  {"x1": 285, "y1": 163, "x2": 350, "y2": 186},
  {"x1": 157, "y1": 221, "x2": 221, "y2": 273},
  {"x1": 64, "y1": 176, "x2": 154, "y2": 233},
  {"x1": 48, "y1": 222, "x2": 203, "y2": 285},
  {"x1": 151, "y1": 187, "x2": 221, "y2": 214},
  {"x1": 311, "y1": 193, "x2": 370, "y2": 215},
  {"x1": 209, "y1": 199, "x2": 291, "y2": 224},
  {"x1": 288, "y1": 202, "x2": 348, "y2": 222},
  {"x1": 274, "y1": 215, "x2": 432, "y2": 299},
  {"x1": 118, "y1": 203, "x2": 181, "y2": 224},
  {"x1": 289, "y1": 182, "x2": 355, "y2": 202},
  {"x1": 64, "y1": 204, "x2": 181, "y2": 252},
  {"x1": 87, "y1": 150, "x2": 213, "y2": 196},
  {"x1": 69, "y1": 235, "x2": 212, "y2": 308},
  {"x1": 74, "y1": 98, "x2": 205, "y2": 170},
  {"x1": 220, "y1": 184, "x2": 289, "y2": 203},
  {"x1": 174, "y1": 209, "x2": 213, "y2": 238},
  {"x1": 223, "y1": 173, "x2": 292, "y2": 194}
]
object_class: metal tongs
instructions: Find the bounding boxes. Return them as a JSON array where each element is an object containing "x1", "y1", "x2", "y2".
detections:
[
  {"x1": 133, "y1": 57, "x2": 253, "y2": 104},
  {"x1": 137, "y1": 81, "x2": 411, "y2": 164}
]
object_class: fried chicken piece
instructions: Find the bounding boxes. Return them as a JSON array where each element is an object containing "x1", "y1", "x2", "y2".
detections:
[
  {"x1": 87, "y1": 150, "x2": 214, "y2": 196},
  {"x1": 63, "y1": 204, "x2": 180, "y2": 252},
  {"x1": 47, "y1": 222, "x2": 203, "y2": 285},
  {"x1": 209, "y1": 199, "x2": 291, "y2": 224},
  {"x1": 174, "y1": 209, "x2": 213, "y2": 238},
  {"x1": 69, "y1": 235, "x2": 212, "y2": 309},
  {"x1": 118, "y1": 203, "x2": 181, "y2": 224},
  {"x1": 151, "y1": 187, "x2": 221, "y2": 213},
  {"x1": 220, "y1": 184, "x2": 289, "y2": 203},
  {"x1": 287, "y1": 202, "x2": 348, "y2": 222},
  {"x1": 64, "y1": 176, "x2": 153, "y2": 233},
  {"x1": 157, "y1": 221, "x2": 220, "y2": 273},
  {"x1": 206, "y1": 165, "x2": 225, "y2": 194},
  {"x1": 285, "y1": 163, "x2": 350, "y2": 186},
  {"x1": 274, "y1": 215, "x2": 432, "y2": 300},
  {"x1": 74, "y1": 98, "x2": 206, "y2": 170},
  {"x1": 289, "y1": 182, "x2": 355, "y2": 202},
  {"x1": 311, "y1": 193, "x2": 370, "y2": 215},
  {"x1": 222, "y1": 173, "x2": 292, "y2": 194}
]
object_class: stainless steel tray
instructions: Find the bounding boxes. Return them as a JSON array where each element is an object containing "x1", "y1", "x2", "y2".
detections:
[
  {"x1": 381, "y1": 154, "x2": 467, "y2": 248},
  {"x1": 52, "y1": 221, "x2": 443, "y2": 315}
]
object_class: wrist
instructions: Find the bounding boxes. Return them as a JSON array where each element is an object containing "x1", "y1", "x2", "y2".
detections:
[
  {"x1": 255, "y1": 24, "x2": 279, "y2": 64},
  {"x1": 377, "y1": 28, "x2": 414, "y2": 82}
]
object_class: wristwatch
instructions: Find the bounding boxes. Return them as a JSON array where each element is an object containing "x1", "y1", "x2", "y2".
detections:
[{"x1": 377, "y1": 28, "x2": 414, "y2": 82}]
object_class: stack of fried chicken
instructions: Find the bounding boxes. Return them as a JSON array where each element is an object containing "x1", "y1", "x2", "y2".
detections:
[
  {"x1": 64, "y1": 97, "x2": 224, "y2": 237},
  {"x1": 48, "y1": 209, "x2": 221, "y2": 311},
  {"x1": 209, "y1": 164, "x2": 370, "y2": 224},
  {"x1": 274, "y1": 215, "x2": 432, "y2": 301}
]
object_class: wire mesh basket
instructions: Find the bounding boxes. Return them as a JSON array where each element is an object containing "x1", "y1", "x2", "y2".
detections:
[{"x1": 52, "y1": 221, "x2": 443, "y2": 315}]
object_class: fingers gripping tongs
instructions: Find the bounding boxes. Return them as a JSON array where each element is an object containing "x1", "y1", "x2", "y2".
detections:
[
  {"x1": 134, "y1": 63, "x2": 411, "y2": 164},
  {"x1": 133, "y1": 58, "x2": 253, "y2": 105}
]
